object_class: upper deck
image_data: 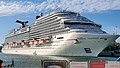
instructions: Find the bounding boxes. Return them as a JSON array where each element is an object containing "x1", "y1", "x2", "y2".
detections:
[
  {"x1": 5, "y1": 11, "x2": 105, "y2": 44},
  {"x1": 6, "y1": 26, "x2": 30, "y2": 38}
]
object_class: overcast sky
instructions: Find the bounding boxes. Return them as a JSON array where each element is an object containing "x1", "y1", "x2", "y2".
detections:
[{"x1": 0, "y1": 0, "x2": 120, "y2": 45}]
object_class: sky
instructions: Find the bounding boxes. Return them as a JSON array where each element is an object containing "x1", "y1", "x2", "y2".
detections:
[{"x1": 0, "y1": 0, "x2": 120, "y2": 45}]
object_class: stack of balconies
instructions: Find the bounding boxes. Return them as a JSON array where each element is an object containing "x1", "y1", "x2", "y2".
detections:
[{"x1": 29, "y1": 13, "x2": 68, "y2": 40}]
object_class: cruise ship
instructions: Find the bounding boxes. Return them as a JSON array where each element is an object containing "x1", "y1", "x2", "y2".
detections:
[{"x1": 2, "y1": 11, "x2": 119, "y2": 56}]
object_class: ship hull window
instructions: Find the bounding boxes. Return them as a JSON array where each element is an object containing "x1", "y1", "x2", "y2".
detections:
[{"x1": 57, "y1": 37, "x2": 64, "y2": 39}]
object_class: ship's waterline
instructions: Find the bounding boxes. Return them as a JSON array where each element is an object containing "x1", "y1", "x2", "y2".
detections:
[{"x1": 3, "y1": 11, "x2": 120, "y2": 56}]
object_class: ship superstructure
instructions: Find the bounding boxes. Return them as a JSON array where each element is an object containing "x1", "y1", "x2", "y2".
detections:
[{"x1": 3, "y1": 11, "x2": 119, "y2": 56}]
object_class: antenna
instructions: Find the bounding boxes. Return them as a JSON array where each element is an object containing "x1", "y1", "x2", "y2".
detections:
[
  {"x1": 115, "y1": 26, "x2": 118, "y2": 35},
  {"x1": 113, "y1": 26, "x2": 117, "y2": 35},
  {"x1": 54, "y1": 5, "x2": 62, "y2": 12}
]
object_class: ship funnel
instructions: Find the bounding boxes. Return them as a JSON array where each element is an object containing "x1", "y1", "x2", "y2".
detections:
[{"x1": 16, "y1": 20, "x2": 28, "y2": 28}]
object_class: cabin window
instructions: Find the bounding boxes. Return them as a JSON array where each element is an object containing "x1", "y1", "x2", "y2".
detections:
[
  {"x1": 84, "y1": 48, "x2": 92, "y2": 53},
  {"x1": 104, "y1": 38, "x2": 107, "y2": 40},
  {"x1": 21, "y1": 40, "x2": 24, "y2": 42},
  {"x1": 57, "y1": 37, "x2": 64, "y2": 39}
]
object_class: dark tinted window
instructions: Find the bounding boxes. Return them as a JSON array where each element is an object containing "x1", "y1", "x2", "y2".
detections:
[
  {"x1": 64, "y1": 22, "x2": 101, "y2": 28},
  {"x1": 57, "y1": 37, "x2": 64, "y2": 39}
]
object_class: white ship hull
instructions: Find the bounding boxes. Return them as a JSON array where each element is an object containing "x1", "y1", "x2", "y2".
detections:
[{"x1": 2, "y1": 33, "x2": 119, "y2": 56}]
